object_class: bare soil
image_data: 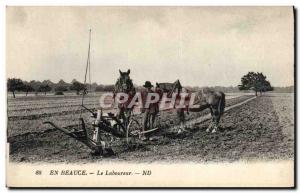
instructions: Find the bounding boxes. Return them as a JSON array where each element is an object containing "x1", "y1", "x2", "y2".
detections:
[{"x1": 8, "y1": 95, "x2": 294, "y2": 163}]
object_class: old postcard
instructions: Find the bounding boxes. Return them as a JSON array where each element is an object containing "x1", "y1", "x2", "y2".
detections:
[{"x1": 6, "y1": 6, "x2": 294, "y2": 187}]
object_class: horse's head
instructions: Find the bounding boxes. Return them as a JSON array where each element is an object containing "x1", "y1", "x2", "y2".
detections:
[
  {"x1": 155, "y1": 82, "x2": 174, "y2": 99},
  {"x1": 156, "y1": 82, "x2": 161, "y2": 89},
  {"x1": 116, "y1": 69, "x2": 133, "y2": 92},
  {"x1": 175, "y1": 80, "x2": 182, "y2": 90},
  {"x1": 154, "y1": 83, "x2": 162, "y2": 96}
]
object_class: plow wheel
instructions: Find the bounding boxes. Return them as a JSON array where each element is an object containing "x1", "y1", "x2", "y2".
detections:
[{"x1": 126, "y1": 117, "x2": 141, "y2": 144}]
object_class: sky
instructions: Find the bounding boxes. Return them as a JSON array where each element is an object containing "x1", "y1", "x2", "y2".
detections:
[{"x1": 6, "y1": 6, "x2": 294, "y2": 87}]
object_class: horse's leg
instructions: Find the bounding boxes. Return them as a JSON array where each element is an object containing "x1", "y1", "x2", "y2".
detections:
[
  {"x1": 211, "y1": 107, "x2": 220, "y2": 133},
  {"x1": 118, "y1": 108, "x2": 125, "y2": 120},
  {"x1": 180, "y1": 109, "x2": 185, "y2": 128},
  {"x1": 125, "y1": 109, "x2": 132, "y2": 128},
  {"x1": 141, "y1": 111, "x2": 149, "y2": 140},
  {"x1": 206, "y1": 107, "x2": 214, "y2": 132},
  {"x1": 116, "y1": 108, "x2": 125, "y2": 133},
  {"x1": 150, "y1": 112, "x2": 157, "y2": 129},
  {"x1": 177, "y1": 109, "x2": 186, "y2": 133},
  {"x1": 211, "y1": 94, "x2": 224, "y2": 133},
  {"x1": 116, "y1": 108, "x2": 121, "y2": 118},
  {"x1": 214, "y1": 110, "x2": 222, "y2": 133}
]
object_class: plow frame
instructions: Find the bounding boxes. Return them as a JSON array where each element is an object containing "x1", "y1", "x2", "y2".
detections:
[{"x1": 43, "y1": 108, "x2": 160, "y2": 155}]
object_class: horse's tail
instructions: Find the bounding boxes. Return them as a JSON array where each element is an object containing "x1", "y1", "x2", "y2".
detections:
[{"x1": 218, "y1": 92, "x2": 225, "y2": 115}]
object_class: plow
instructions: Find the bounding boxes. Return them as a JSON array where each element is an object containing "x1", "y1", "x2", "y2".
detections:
[{"x1": 44, "y1": 108, "x2": 158, "y2": 155}]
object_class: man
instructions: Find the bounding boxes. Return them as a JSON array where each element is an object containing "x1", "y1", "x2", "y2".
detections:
[{"x1": 141, "y1": 81, "x2": 159, "y2": 140}]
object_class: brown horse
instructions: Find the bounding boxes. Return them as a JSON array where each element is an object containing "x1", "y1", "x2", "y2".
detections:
[
  {"x1": 113, "y1": 69, "x2": 136, "y2": 131},
  {"x1": 189, "y1": 88, "x2": 225, "y2": 133},
  {"x1": 156, "y1": 83, "x2": 225, "y2": 133}
]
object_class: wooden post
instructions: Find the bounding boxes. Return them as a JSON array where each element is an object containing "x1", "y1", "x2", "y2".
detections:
[{"x1": 92, "y1": 109, "x2": 102, "y2": 142}]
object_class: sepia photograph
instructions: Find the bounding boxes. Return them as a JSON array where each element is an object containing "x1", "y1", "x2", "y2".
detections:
[{"x1": 6, "y1": 6, "x2": 295, "y2": 187}]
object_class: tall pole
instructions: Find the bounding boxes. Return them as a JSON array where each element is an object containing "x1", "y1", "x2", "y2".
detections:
[
  {"x1": 84, "y1": 29, "x2": 91, "y2": 85},
  {"x1": 88, "y1": 30, "x2": 92, "y2": 92},
  {"x1": 82, "y1": 29, "x2": 92, "y2": 106}
]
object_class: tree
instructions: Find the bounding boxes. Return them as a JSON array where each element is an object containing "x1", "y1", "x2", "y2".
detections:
[
  {"x1": 71, "y1": 79, "x2": 78, "y2": 84},
  {"x1": 57, "y1": 79, "x2": 70, "y2": 88},
  {"x1": 55, "y1": 86, "x2": 68, "y2": 92},
  {"x1": 69, "y1": 81, "x2": 86, "y2": 95},
  {"x1": 38, "y1": 84, "x2": 52, "y2": 95},
  {"x1": 58, "y1": 79, "x2": 67, "y2": 85},
  {"x1": 238, "y1": 72, "x2": 273, "y2": 96},
  {"x1": 28, "y1": 80, "x2": 42, "y2": 95},
  {"x1": 257, "y1": 73, "x2": 273, "y2": 94},
  {"x1": 23, "y1": 84, "x2": 34, "y2": 96},
  {"x1": 42, "y1": 80, "x2": 54, "y2": 87},
  {"x1": 7, "y1": 78, "x2": 25, "y2": 98},
  {"x1": 91, "y1": 82, "x2": 98, "y2": 91}
]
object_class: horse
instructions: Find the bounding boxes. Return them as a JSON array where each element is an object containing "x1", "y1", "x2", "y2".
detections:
[
  {"x1": 189, "y1": 87, "x2": 225, "y2": 133},
  {"x1": 156, "y1": 81, "x2": 225, "y2": 133},
  {"x1": 155, "y1": 80, "x2": 188, "y2": 128},
  {"x1": 113, "y1": 69, "x2": 136, "y2": 132}
]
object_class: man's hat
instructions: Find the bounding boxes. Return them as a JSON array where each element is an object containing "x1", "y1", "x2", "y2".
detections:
[{"x1": 143, "y1": 81, "x2": 153, "y2": 88}]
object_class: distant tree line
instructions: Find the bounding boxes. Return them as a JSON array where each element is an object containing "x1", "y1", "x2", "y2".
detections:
[
  {"x1": 7, "y1": 74, "x2": 293, "y2": 98},
  {"x1": 7, "y1": 78, "x2": 94, "y2": 98},
  {"x1": 7, "y1": 78, "x2": 116, "y2": 98}
]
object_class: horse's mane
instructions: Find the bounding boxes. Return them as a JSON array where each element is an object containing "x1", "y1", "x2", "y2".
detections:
[
  {"x1": 156, "y1": 83, "x2": 174, "y2": 92},
  {"x1": 114, "y1": 78, "x2": 121, "y2": 93}
]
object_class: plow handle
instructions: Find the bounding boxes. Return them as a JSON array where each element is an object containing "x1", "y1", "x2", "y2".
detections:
[
  {"x1": 43, "y1": 121, "x2": 85, "y2": 139},
  {"x1": 43, "y1": 120, "x2": 104, "y2": 155},
  {"x1": 43, "y1": 121, "x2": 74, "y2": 135}
]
